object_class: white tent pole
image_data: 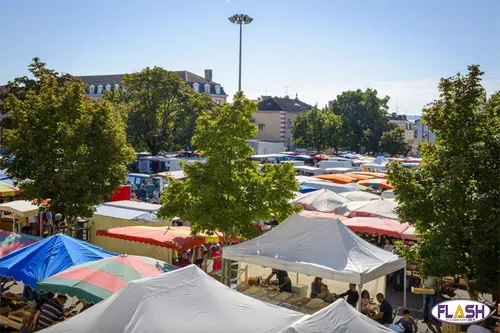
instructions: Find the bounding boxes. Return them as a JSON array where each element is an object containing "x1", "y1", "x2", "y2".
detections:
[
  {"x1": 12, "y1": 214, "x2": 16, "y2": 232},
  {"x1": 296, "y1": 272, "x2": 299, "y2": 284},
  {"x1": 357, "y1": 284, "x2": 363, "y2": 311},
  {"x1": 403, "y1": 267, "x2": 407, "y2": 309}
]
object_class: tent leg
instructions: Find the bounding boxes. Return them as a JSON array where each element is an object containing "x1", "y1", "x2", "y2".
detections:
[
  {"x1": 296, "y1": 272, "x2": 299, "y2": 285},
  {"x1": 357, "y1": 284, "x2": 363, "y2": 311},
  {"x1": 403, "y1": 267, "x2": 407, "y2": 309}
]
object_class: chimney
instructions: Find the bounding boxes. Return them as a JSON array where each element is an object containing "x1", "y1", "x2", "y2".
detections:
[{"x1": 205, "y1": 69, "x2": 213, "y2": 82}]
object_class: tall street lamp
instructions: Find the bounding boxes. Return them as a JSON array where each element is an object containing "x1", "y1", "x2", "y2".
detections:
[{"x1": 228, "y1": 14, "x2": 253, "y2": 92}]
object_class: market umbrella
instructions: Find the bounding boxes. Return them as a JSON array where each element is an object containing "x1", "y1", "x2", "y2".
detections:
[
  {"x1": 0, "y1": 230, "x2": 40, "y2": 258},
  {"x1": 36, "y1": 254, "x2": 178, "y2": 304},
  {"x1": 0, "y1": 234, "x2": 116, "y2": 288},
  {"x1": 0, "y1": 182, "x2": 20, "y2": 196}
]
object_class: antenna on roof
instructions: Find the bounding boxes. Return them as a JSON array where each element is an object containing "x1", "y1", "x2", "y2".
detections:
[
  {"x1": 396, "y1": 98, "x2": 399, "y2": 114},
  {"x1": 283, "y1": 85, "x2": 291, "y2": 98},
  {"x1": 265, "y1": 88, "x2": 268, "y2": 95}
]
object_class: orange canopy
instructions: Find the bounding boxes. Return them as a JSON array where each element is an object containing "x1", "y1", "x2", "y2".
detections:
[
  {"x1": 313, "y1": 174, "x2": 356, "y2": 184},
  {"x1": 357, "y1": 179, "x2": 393, "y2": 190},
  {"x1": 96, "y1": 226, "x2": 220, "y2": 251},
  {"x1": 342, "y1": 173, "x2": 374, "y2": 181},
  {"x1": 351, "y1": 172, "x2": 387, "y2": 179}
]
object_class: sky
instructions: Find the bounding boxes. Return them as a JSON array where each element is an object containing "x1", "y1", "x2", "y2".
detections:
[{"x1": 1, "y1": 0, "x2": 499, "y2": 115}]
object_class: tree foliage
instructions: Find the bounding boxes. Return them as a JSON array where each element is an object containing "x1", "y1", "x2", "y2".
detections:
[
  {"x1": 291, "y1": 106, "x2": 343, "y2": 153},
  {"x1": 114, "y1": 67, "x2": 212, "y2": 155},
  {"x1": 330, "y1": 89, "x2": 390, "y2": 153},
  {"x1": 157, "y1": 92, "x2": 301, "y2": 242},
  {"x1": 387, "y1": 65, "x2": 500, "y2": 299},
  {"x1": 379, "y1": 124, "x2": 410, "y2": 156},
  {"x1": 0, "y1": 59, "x2": 135, "y2": 227}
]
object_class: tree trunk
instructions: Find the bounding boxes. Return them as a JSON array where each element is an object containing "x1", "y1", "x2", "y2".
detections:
[
  {"x1": 221, "y1": 236, "x2": 231, "y2": 287},
  {"x1": 66, "y1": 216, "x2": 77, "y2": 238},
  {"x1": 464, "y1": 272, "x2": 478, "y2": 300}
]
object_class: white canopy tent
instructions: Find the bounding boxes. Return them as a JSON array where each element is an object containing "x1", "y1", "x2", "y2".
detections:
[
  {"x1": 292, "y1": 189, "x2": 350, "y2": 213},
  {"x1": 40, "y1": 265, "x2": 305, "y2": 333},
  {"x1": 381, "y1": 190, "x2": 395, "y2": 199},
  {"x1": 339, "y1": 191, "x2": 380, "y2": 202},
  {"x1": 346, "y1": 198, "x2": 398, "y2": 220},
  {"x1": 102, "y1": 200, "x2": 161, "y2": 213},
  {"x1": 0, "y1": 200, "x2": 40, "y2": 232},
  {"x1": 361, "y1": 156, "x2": 388, "y2": 171},
  {"x1": 223, "y1": 214, "x2": 407, "y2": 307},
  {"x1": 300, "y1": 180, "x2": 359, "y2": 194},
  {"x1": 281, "y1": 299, "x2": 395, "y2": 333}
]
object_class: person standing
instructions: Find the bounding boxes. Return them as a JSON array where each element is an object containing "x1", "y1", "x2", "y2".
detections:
[
  {"x1": 32, "y1": 295, "x2": 67, "y2": 331},
  {"x1": 152, "y1": 186, "x2": 160, "y2": 204},
  {"x1": 138, "y1": 184, "x2": 147, "y2": 202},
  {"x1": 394, "y1": 309, "x2": 418, "y2": 333},
  {"x1": 265, "y1": 269, "x2": 292, "y2": 293},
  {"x1": 422, "y1": 275, "x2": 440, "y2": 323},
  {"x1": 338, "y1": 283, "x2": 360, "y2": 307}
]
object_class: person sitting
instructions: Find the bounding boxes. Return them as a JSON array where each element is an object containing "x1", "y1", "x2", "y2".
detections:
[
  {"x1": 360, "y1": 290, "x2": 372, "y2": 315},
  {"x1": 370, "y1": 293, "x2": 393, "y2": 325},
  {"x1": 315, "y1": 284, "x2": 335, "y2": 303},
  {"x1": 32, "y1": 294, "x2": 67, "y2": 331},
  {"x1": 394, "y1": 309, "x2": 418, "y2": 333},
  {"x1": 310, "y1": 277, "x2": 323, "y2": 298},
  {"x1": 338, "y1": 283, "x2": 360, "y2": 307},
  {"x1": 177, "y1": 251, "x2": 191, "y2": 268},
  {"x1": 265, "y1": 269, "x2": 292, "y2": 293}
]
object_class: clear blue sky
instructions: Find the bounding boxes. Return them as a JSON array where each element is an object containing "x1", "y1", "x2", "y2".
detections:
[{"x1": 1, "y1": 0, "x2": 499, "y2": 114}]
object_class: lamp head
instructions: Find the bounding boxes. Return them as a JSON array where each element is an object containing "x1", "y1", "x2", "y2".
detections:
[{"x1": 228, "y1": 14, "x2": 253, "y2": 24}]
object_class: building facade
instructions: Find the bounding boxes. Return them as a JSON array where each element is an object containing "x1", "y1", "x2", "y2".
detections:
[
  {"x1": 78, "y1": 69, "x2": 227, "y2": 105},
  {"x1": 253, "y1": 95, "x2": 312, "y2": 150}
]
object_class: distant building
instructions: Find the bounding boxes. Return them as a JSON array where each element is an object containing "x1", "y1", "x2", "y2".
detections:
[
  {"x1": 253, "y1": 94, "x2": 312, "y2": 150},
  {"x1": 78, "y1": 69, "x2": 228, "y2": 105}
]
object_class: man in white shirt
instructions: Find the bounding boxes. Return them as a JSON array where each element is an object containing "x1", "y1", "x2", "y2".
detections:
[{"x1": 467, "y1": 321, "x2": 490, "y2": 332}]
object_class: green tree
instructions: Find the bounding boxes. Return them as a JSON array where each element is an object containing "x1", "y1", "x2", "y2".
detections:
[
  {"x1": 116, "y1": 67, "x2": 211, "y2": 155},
  {"x1": 291, "y1": 106, "x2": 343, "y2": 153},
  {"x1": 330, "y1": 89, "x2": 390, "y2": 153},
  {"x1": 157, "y1": 92, "x2": 301, "y2": 282},
  {"x1": 387, "y1": 65, "x2": 500, "y2": 299},
  {"x1": 0, "y1": 60, "x2": 135, "y2": 231},
  {"x1": 379, "y1": 124, "x2": 410, "y2": 156}
]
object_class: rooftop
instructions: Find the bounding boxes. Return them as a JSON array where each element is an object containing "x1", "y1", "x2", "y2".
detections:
[
  {"x1": 78, "y1": 70, "x2": 220, "y2": 86},
  {"x1": 257, "y1": 95, "x2": 312, "y2": 112}
]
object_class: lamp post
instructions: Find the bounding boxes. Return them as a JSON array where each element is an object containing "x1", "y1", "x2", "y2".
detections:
[{"x1": 228, "y1": 14, "x2": 253, "y2": 92}]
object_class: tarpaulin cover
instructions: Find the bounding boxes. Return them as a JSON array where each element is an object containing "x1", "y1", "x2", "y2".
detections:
[
  {"x1": 357, "y1": 178, "x2": 394, "y2": 190},
  {"x1": 96, "y1": 226, "x2": 220, "y2": 251},
  {"x1": 293, "y1": 189, "x2": 350, "y2": 213},
  {"x1": 40, "y1": 265, "x2": 305, "y2": 333},
  {"x1": 346, "y1": 198, "x2": 398, "y2": 220},
  {"x1": 343, "y1": 217, "x2": 411, "y2": 239},
  {"x1": 352, "y1": 172, "x2": 387, "y2": 179},
  {"x1": 312, "y1": 174, "x2": 356, "y2": 184},
  {"x1": 299, "y1": 185, "x2": 320, "y2": 194},
  {"x1": 223, "y1": 213, "x2": 406, "y2": 285},
  {"x1": 0, "y1": 235, "x2": 116, "y2": 288},
  {"x1": 36, "y1": 255, "x2": 177, "y2": 304},
  {"x1": 339, "y1": 191, "x2": 381, "y2": 201},
  {"x1": 0, "y1": 230, "x2": 40, "y2": 258},
  {"x1": 281, "y1": 299, "x2": 394, "y2": 333},
  {"x1": 300, "y1": 180, "x2": 359, "y2": 194}
]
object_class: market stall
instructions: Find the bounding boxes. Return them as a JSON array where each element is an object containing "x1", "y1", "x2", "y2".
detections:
[
  {"x1": 312, "y1": 174, "x2": 356, "y2": 185},
  {"x1": 292, "y1": 189, "x2": 350, "y2": 213},
  {"x1": 344, "y1": 198, "x2": 398, "y2": 219},
  {"x1": 343, "y1": 217, "x2": 415, "y2": 240},
  {"x1": 39, "y1": 265, "x2": 305, "y2": 333},
  {"x1": 299, "y1": 180, "x2": 359, "y2": 194},
  {"x1": 339, "y1": 191, "x2": 380, "y2": 201},
  {"x1": 95, "y1": 225, "x2": 220, "y2": 263},
  {"x1": 223, "y1": 213, "x2": 407, "y2": 308},
  {"x1": 0, "y1": 200, "x2": 40, "y2": 232},
  {"x1": 0, "y1": 234, "x2": 115, "y2": 288},
  {"x1": 280, "y1": 299, "x2": 395, "y2": 333}
]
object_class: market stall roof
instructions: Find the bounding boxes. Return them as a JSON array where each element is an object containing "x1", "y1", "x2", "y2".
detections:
[
  {"x1": 153, "y1": 170, "x2": 185, "y2": 180},
  {"x1": 346, "y1": 198, "x2": 398, "y2": 220},
  {"x1": 0, "y1": 182, "x2": 20, "y2": 196},
  {"x1": 102, "y1": 200, "x2": 161, "y2": 213},
  {"x1": 299, "y1": 210, "x2": 347, "y2": 221},
  {"x1": 94, "y1": 205, "x2": 157, "y2": 221},
  {"x1": 339, "y1": 191, "x2": 380, "y2": 202},
  {"x1": 300, "y1": 180, "x2": 359, "y2": 194},
  {"x1": 96, "y1": 225, "x2": 220, "y2": 251},
  {"x1": 293, "y1": 189, "x2": 350, "y2": 213},
  {"x1": 298, "y1": 185, "x2": 320, "y2": 194},
  {"x1": 381, "y1": 190, "x2": 395, "y2": 199},
  {"x1": 294, "y1": 166, "x2": 320, "y2": 172},
  {"x1": 357, "y1": 178, "x2": 394, "y2": 190},
  {"x1": 281, "y1": 299, "x2": 394, "y2": 333},
  {"x1": 351, "y1": 172, "x2": 387, "y2": 179},
  {"x1": 0, "y1": 235, "x2": 115, "y2": 288},
  {"x1": 296, "y1": 175, "x2": 315, "y2": 183},
  {"x1": 0, "y1": 230, "x2": 40, "y2": 258},
  {"x1": 343, "y1": 217, "x2": 411, "y2": 239},
  {"x1": 223, "y1": 213, "x2": 406, "y2": 285},
  {"x1": 36, "y1": 254, "x2": 178, "y2": 304},
  {"x1": 0, "y1": 200, "x2": 40, "y2": 217},
  {"x1": 361, "y1": 156, "x2": 388, "y2": 170},
  {"x1": 40, "y1": 265, "x2": 305, "y2": 333},
  {"x1": 312, "y1": 174, "x2": 356, "y2": 184}
]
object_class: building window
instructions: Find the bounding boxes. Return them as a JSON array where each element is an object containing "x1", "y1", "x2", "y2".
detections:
[
  {"x1": 97, "y1": 85, "x2": 103, "y2": 94},
  {"x1": 216, "y1": 100, "x2": 220, "y2": 105},
  {"x1": 204, "y1": 84, "x2": 211, "y2": 94},
  {"x1": 115, "y1": 84, "x2": 120, "y2": 91},
  {"x1": 193, "y1": 82, "x2": 199, "y2": 93},
  {"x1": 105, "y1": 84, "x2": 112, "y2": 92},
  {"x1": 258, "y1": 123, "x2": 265, "y2": 130},
  {"x1": 215, "y1": 84, "x2": 221, "y2": 95},
  {"x1": 88, "y1": 85, "x2": 95, "y2": 94}
]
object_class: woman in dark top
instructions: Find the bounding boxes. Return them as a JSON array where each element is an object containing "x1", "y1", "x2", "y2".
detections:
[
  {"x1": 265, "y1": 269, "x2": 292, "y2": 293},
  {"x1": 338, "y1": 283, "x2": 360, "y2": 307},
  {"x1": 310, "y1": 277, "x2": 323, "y2": 298}
]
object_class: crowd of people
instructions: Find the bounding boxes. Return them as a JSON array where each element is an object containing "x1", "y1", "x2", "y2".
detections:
[
  {"x1": 16, "y1": 211, "x2": 66, "y2": 238},
  {"x1": 175, "y1": 242, "x2": 222, "y2": 273}
]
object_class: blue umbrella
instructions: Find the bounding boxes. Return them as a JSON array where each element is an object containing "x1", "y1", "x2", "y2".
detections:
[
  {"x1": 299, "y1": 185, "x2": 320, "y2": 194},
  {"x1": 0, "y1": 234, "x2": 116, "y2": 288}
]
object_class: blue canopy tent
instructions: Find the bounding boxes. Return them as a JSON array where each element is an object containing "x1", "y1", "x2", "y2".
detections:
[
  {"x1": 299, "y1": 185, "x2": 320, "y2": 194},
  {"x1": 0, "y1": 234, "x2": 116, "y2": 288}
]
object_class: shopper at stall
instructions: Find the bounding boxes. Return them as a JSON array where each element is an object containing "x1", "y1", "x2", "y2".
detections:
[
  {"x1": 338, "y1": 283, "x2": 360, "y2": 307},
  {"x1": 394, "y1": 309, "x2": 418, "y2": 333},
  {"x1": 32, "y1": 294, "x2": 67, "y2": 331},
  {"x1": 310, "y1": 277, "x2": 323, "y2": 298},
  {"x1": 422, "y1": 275, "x2": 440, "y2": 323},
  {"x1": 265, "y1": 268, "x2": 292, "y2": 293},
  {"x1": 360, "y1": 290, "x2": 371, "y2": 315},
  {"x1": 177, "y1": 251, "x2": 191, "y2": 268},
  {"x1": 370, "y1": 293, "x2": 393, "y2": 325},
  {"x1": 138, "y1": 184, "x2": 147, "y2": 202},
  {"x1": 316, "y1": 284, "x2": 335, "y2": 303}
]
